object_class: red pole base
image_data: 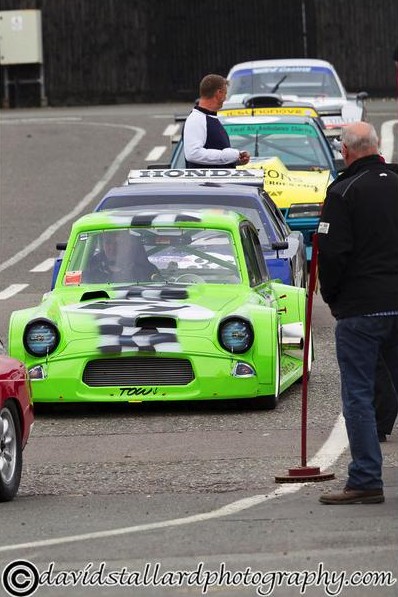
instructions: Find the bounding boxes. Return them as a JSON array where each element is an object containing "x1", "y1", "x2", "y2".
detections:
[{"x1": 275, "y1": 466, "x2": 335, "y2": 483}]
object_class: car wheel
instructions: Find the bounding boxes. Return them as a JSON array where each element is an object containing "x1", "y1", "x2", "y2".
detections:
[
  {"x1": 0, "y1": 401, "x2": 22, "y2": 502},
  {"x1": 246, "y1": 339, "x2": 280, "y2": 410}
]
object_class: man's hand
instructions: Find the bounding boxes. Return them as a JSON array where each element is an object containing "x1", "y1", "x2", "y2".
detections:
[{"x1": 237, "y1": 151, "x2": 250, "y2": 165}]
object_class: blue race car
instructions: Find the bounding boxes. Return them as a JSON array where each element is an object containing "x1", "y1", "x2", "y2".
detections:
[
  {"x1": 97, "y1": 171, "x2": 307, "y2": 288},
  {"x1": 52, "y1": 171, "x2": 307, "y2": 290}
]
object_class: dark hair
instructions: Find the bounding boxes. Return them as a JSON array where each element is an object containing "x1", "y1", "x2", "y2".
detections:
[{"x1": 199, "y1": 74, "x2": 227, "y2": 99}]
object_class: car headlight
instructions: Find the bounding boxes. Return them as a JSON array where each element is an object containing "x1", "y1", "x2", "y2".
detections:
[
  {"x1": 23, "y1": 319, "x2": 60, "y2": 357},
  {"x1": 288, "y1": 203, "x2": 323, "y2": 218},
  {"x1": 218, "y1": 317, "x2": 254, "y2": 354}
]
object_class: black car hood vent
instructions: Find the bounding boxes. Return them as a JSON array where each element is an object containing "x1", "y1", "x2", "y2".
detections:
[
  {"x1": 80, "y1": 290, "x2": 111, "y2": 302},
  {"x1": 135, "y1": 316, "x2": 177, "y2": 329}
]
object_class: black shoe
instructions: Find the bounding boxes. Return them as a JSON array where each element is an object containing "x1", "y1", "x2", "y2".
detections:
[{"x1": 378, "y1": 432, "x2": 387, "y2": 443}]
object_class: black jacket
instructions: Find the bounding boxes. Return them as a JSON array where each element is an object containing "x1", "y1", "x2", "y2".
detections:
[{"x1": 318, "y1": 155, "x2": 398, "y2": 319}]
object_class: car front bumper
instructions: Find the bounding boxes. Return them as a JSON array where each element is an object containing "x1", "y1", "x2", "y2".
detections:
[{"x1": 28, "y1": 352, "x2": 279, "y2": 403}]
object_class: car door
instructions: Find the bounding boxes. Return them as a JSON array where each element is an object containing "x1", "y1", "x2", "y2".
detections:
[{"x1": 259, "y1": 190, "x2": 307, "y2": 288}]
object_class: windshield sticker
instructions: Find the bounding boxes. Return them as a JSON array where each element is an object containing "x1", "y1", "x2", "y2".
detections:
[
  {"x1": 64, "y1": 271, "x2": 82, "y2": 285},
  {"x1": 224, "y1": 123, "x2": 318, "y2": 137},
  {"x1": 251, "y1": 66, "x2": 332, "y2": 74},
  {"x1": 219, "y1": 106, "x2": 318, "y2": 117}
]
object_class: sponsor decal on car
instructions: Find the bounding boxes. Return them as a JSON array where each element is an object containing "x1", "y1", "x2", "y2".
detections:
[
  {"x1": 120, "y1": 387, "x2": 159, "y2": 396},
  {"x1": 219, "y1": 106, "x2": 319, "y2": 118},
  {"x1": 127, "y1": 168, "x2": 263, "y2": 183}
]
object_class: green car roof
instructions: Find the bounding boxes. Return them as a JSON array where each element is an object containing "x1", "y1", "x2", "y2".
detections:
[{"x1": 71, "y1": 208, "x2": 249, "y2": 234}]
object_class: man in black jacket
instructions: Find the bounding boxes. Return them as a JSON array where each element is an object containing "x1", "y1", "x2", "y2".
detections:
[{"x1": 317, "y1": 121, "x2": 398, "y2": 505}]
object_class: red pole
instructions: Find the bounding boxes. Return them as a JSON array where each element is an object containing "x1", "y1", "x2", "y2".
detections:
[
  {"x1": 301, "y1": 233, "x2": 319, "y2": 467},
  {"x1": 275, "y1": 232, "x2": 334, "y2": 482}
]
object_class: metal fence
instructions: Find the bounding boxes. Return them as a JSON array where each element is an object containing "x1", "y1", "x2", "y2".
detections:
[{"x1": 0, "y1": 0, "x2": 397, "y2": 106}]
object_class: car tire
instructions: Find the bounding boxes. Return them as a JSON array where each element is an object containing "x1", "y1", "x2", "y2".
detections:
[{"x1": 0, "y1": 401, "x2": 23, "y2": 502}]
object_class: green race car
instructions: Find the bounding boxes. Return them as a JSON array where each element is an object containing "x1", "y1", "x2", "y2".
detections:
[{"x1": 9, "y1": 208, "x2": 308, "y2": 409}]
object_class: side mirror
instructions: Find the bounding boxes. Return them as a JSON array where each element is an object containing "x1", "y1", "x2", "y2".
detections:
[
  {"x1": 174, "y1": 113, "x2": 189, "y2": 122},
  {"x1": 272, "y1": 241, "x2": 289, "y2": 251},
  {"x1": 271, "y1": 240, "x2": 289, "y2": 258},
  {"x1": 146, "y1": 163, "x2": 171, "y2": 170},
  {"x1": 357, "y1": 91, "x2": 368, "y2": 102},
  {"x1": 56, "y1": 242, "x2": 67, "y2": 251}
]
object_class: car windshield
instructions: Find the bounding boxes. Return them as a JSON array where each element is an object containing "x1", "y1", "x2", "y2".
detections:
[
  {"x1": 223, "y1": 121, "x2": 331, "y2": 170},
  {"x1": 63, "y1": 227, "x2": 241, "y2": 286},
  {"x1": 228, "y1": 66, "x2": 342, "y2": 99}
]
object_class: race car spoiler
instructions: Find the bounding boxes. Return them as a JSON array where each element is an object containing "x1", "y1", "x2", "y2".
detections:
[{"x1": 126, "y1": 168, "x2": 265, "y2": 186}]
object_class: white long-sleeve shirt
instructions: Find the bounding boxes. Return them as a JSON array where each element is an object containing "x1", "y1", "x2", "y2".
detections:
[{"x1": 183, "y1": 106, "x2": 240, "y2": 168}]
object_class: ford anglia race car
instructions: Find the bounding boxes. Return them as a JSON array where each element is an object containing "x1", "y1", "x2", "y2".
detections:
[
  {"x1": 9, "y1": 209, "x2": 309, "y2": 409},
  {"x1": 239, "y1": 157, "x2": 330, "y2": 259},
  {"x1": 224, "y1": 58, "x2": 368, "y2": 133},
  {"x1": 51, "y1": 172, "x2": 307, "y2": 290},
  {"x1": 158, "y1": 112, "x2": 336, "y2": 259},
  {"x1": 170, "y1": 112, "x2": 341, "y2": 176}
]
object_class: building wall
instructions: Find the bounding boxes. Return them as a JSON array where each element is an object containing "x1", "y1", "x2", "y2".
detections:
[{"x1": 0, "y1": 0, "x2": 397, "y2": 106}]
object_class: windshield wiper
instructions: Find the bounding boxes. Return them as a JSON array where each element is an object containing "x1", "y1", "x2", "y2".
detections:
[
  {"x1": 270, "y1": 75, "x2": 287, "y2": 94},
  {"x1": 254, "y1": 133, "x2": 259, "y2": 157}
]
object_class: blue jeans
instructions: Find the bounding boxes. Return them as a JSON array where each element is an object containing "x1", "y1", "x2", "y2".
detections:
[{"x1": 336, "y1": 315, "x2": 398, "y2": 489}]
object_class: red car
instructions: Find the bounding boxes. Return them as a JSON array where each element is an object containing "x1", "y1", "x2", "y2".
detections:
[{"x1": 0, "y1": 351, "x2": 34, "y2": 501}]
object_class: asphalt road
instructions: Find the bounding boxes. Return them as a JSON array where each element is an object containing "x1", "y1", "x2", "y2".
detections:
[{"x1": 0, "y1": 100, "x2": 397, "y2": 597}]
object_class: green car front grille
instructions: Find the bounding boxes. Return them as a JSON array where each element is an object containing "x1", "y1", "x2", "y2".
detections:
[{"x1": 83, "y1": 356, "x2": 195, "y2": 387}]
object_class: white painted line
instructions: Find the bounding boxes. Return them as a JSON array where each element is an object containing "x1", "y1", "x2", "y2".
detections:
[
  {"x1": 145, "y1": 146, "x2": 167, "y2": 161},
  {"x1": 0, "y1": 122, "x2": 146, "y2": 274},
  {"x1": 0, "y1": 414, "x2": 348, "y2": 554},
  {"x1": 30, "y1": 258, "x2": 55, "y2": 273},
  {"x1": 380, "y1": 119, "x2": 397, "y2": 163},
  {"x1": 1, "y1": 117, "x2": 82, "y2": 124},
  {"x1": 0, "y1": 284, "x2": 29, "y2": 300},
  {"x1": 163, "y1": 124, "x2": 180, "y2": 136}
]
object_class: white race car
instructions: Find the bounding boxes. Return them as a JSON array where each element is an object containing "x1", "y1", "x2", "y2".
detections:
[{"x1": 224, "y1": 58, "x2": 368, "y2": 134}]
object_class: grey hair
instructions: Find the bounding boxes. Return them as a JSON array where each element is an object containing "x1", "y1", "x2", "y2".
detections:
[{"x1": 341, "y1": 123, "x2": 379, "y2": 153}]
